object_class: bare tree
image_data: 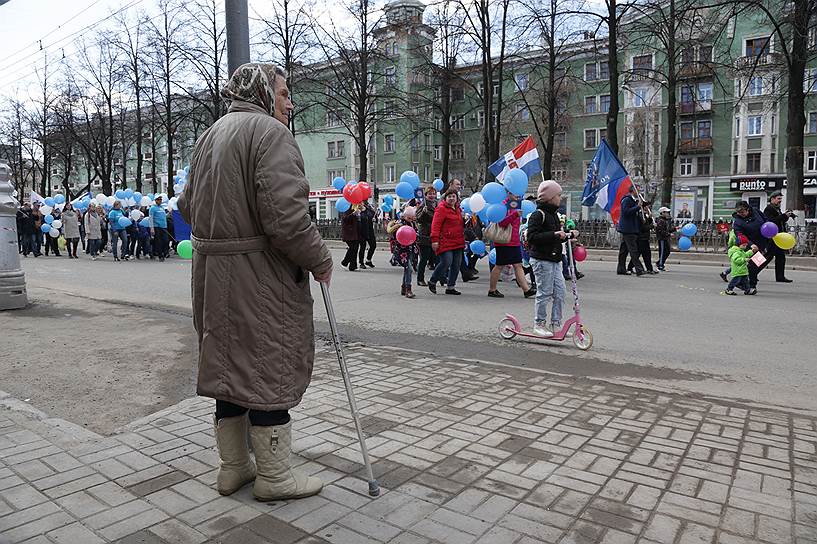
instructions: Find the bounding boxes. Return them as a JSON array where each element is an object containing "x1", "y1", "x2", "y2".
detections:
[
  {"x1": 257, "y1": 0, "x2": 316, "y2": 134},
  {"x1": 146, "y1": 0, "x2": 187, "y2": 197},
  {"x1": 0, "y1": 96, "x2": 29, "y2": 196},
  {"x1": 179, "y1": 0, "x2": 228, "y2": 126},
  {"x1": 304, "y1": 0, "x2": 401, "y2": 183},
  {"x1": 28, "y1": 52, "x2": 57, "y2": 195}
]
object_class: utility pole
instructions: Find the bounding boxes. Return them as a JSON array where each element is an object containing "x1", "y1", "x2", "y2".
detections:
[{"x1": 225, "y1": 0, "x2": 250, "y2": 76}]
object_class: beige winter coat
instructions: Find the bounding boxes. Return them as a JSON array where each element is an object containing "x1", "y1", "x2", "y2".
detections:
[
  {"x1": 61, "y1": 210, "x2": 81, "y2": 239},
  {"x1": 84, "y1": 211, "x2": 102, "y2": 240},
  {"x1": 178, "y1": 101, "x2": 331, "y2": 411}
]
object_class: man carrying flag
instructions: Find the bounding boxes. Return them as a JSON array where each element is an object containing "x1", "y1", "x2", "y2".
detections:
[
  {"x1": 582, "y1": 140, "x2": 645, "y2": 276},
  {"x1": 489, "y1": 136, "x2": 542, "y2": 181}
]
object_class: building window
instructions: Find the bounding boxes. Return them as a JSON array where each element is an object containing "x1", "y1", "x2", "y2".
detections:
[
  {"x1": 424, "y1": 165, "x2": 430, "y2": 181},
  {"x1": 411, "y1": 135, "x2": 419, "y2": 150},
  {"x1": 746, "y1": 152, "x2": 761, "y2": 173},
  {"x1": 384, "y1": 134, "x2": 395, "y2": 153},
  {"x1": 451, "y1": 144, "x2": 465, "y2": 160},
  {"x1": 735, "y1": 117, "x2": 741, "y2": 138},
  {"x1": 423, "y1": 133, "x2": 430, "y2": 149},
  {"x1": 699, "y1": 45, "x2": 713, "y2": 63},
  {"x1": 745, "y1": 36, "x2": 770, "y2": 57},
  {"x1": 632, "y1": 54, "x2": 652, "y2": 75},
  {"x1": 680, "y1": 122, "x2": 694, "y2": 140},
  {"x1": 554, "y1": 132, "x2": 566, "y2": 148},
  {"x1": 514, "y1": 73, "x2": 529, "y2": 91},
  {"x1": 385, "y1": 66, "x2": 396, "y2": 85},
  {"x1": 385, "y1": 165, "x2": 395, "y2": 182},
  {"x1": 747, "y1": 115, "x2": 763, "y2": 136},
  {"x1": 552, "y1": 168, "x2": 567, "y2": 181},
  {"x1": 584, "y1": 129, "x2": 598, "y2": 149},
  {"x1": 748, "y1": 76, "x2": 764, "y2": 96},
  {"x1": 632, "y1": 88, "x2": 647, "y2": 107},
  {"x1": 433, "y1": 145, "x2": 441, "y2": 160},
  {"x1": 327, "y1": 142, "x2": 336, "y2": 158},
  {"x1": 477, "y1": 110, "x2": 485, "y2": 127},
  {"x1": 600, "y1": 94, "x2": 611, "y2": 113},
  {"x1": 681, "y1": 85, "x2": 694, "y2": 104},
  {"x1": 336, "y1": 140, "x2": 345, "y2": 158},
  {"x1": 451, "y1": 87, "x2": 464, "y2": 101},
  {"x1": 807, "y1": 150, "x2": 817, "y2": 172},
  {"x1": 585, "y1": 96, "x2": 597, "y2": 114},
  {"x1": 327, "y1": 110, "x2": 342, "y2": 127},
  {"x1": 453, "y1": 116, "x2": 465, "y2": 130},
  {"x1": 698, "y1": 82, "x2": 713, "y2": 102},
  {"x1": 808, "y1": 112, "x2": 817, "y2": 133},
  {"x1": 697, "y1": 120, "x2": 711, "y2": 140},
  {"x1": 584, "y1": 63, "x2": 597, "y2": 81},
  {"x1": 516, "y1": 103, "x2": 530, "y2": 121},
  {"x1": 697, "y1": 156, "x2": 711, "y2": 176},
  {"x1": 680, "y1": 157, "x2": 693, "y2": 176},
  {"x1": 327, "y1": 169, "x2": 344, "y2": 183},
  {"x1": 599, "y1": 61, "x2": 609, "y2": 80},
  {"x1": 384, "y1": 100, "x2": 396, "y2": 119},
  {"x1": 805, "y1": 68, "x2": 817, "y2": 93}
]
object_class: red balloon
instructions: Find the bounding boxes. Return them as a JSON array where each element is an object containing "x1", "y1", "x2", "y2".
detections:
[
  {"x1": 357, "y1": 182, "x2": 372, "y2": 200},
  {"x1": 342, "y1": 183, "x2": 356, "y2": 202},
  {"x1": 573, "y1": 245, "x2": 587, "y2": 262},
  {"x1": 396, "y1": 225, "x2": 417, "y2": 246},
  {"x1": 351, "y1": 185, "x2": 368, "y2": 204}
]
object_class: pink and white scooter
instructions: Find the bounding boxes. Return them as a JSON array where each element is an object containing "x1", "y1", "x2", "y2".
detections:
[{"x1": 498, "y1": 239, "x2": 593, "y2": 350}]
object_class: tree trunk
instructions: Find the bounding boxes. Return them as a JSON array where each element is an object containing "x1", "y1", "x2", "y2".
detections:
[
  {"x1": 660, "y1": 0, "x2": 677, "y2": 207},
  {"x1": 606, "y1": 0, "x2": 620, "y2": 154},
  {"x1": 785, "y1": 0, "x2": 809, "y2": 213},
  {"x1": 441, "y1": 77, "x2": 451, "y2": 183},
  {"x1": 135, "y1": 80, "x2": 143, "y2": 193}
]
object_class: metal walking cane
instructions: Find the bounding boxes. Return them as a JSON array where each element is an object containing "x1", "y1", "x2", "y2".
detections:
[{"x1": 319, "y1": 282, "x2": 380, "y2": 497}]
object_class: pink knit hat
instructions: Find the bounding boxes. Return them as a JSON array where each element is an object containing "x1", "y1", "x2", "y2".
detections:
[{"x1": 537, "y1": 180, "x2": 562, "y2": 201}]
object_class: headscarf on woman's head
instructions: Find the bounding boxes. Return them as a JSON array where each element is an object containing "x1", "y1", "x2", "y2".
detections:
[{"x1": 221, "y1": 63, "x2": 282, "y2": 116}]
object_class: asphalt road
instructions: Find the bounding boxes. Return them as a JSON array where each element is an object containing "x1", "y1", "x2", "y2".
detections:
[{"x1": 10, "y1": 247, "x2": 817, "y2": 417}]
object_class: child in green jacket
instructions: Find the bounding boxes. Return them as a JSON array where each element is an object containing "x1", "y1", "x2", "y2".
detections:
[{"x1": 725, "y1": 233, "x2": 758, "y2": 295}]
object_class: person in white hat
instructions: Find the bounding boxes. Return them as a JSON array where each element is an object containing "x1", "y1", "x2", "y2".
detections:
[{"x1": 654, "y1": 206, "x2": 676, "y2": 271}]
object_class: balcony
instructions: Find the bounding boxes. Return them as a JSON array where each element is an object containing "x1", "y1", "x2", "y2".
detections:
[
  {"x1": 678, "y1": 137, "x2": 713, "y2": 153},
  {"x1": 678, "y1": 100, "x2": 713, "y2": 116},
  {"x1": 734, "y1": 53, "x2": 783, "y2": 70},
  {"x1": 678, "y1": 62, "x2": 715, "y2": 80}
]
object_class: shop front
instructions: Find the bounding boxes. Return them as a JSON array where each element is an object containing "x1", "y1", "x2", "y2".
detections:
[
  {"x1": 309, "y1": 188, "x2": 343, "y2": 220},
  {"x1": 671, "y1": 180, "x2": 713, "y2": 220},
  {"x1": 721, "y1": 176, "x2": 816, "y2": 220}
]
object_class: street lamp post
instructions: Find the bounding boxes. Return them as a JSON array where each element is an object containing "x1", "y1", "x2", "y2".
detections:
[{"x1": 225, "y1": 0, "x2": 250, "y2": 76}]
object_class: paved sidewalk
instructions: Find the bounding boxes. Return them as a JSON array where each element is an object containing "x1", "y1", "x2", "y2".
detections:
[{"x1": 1, "y1": 345, "x2": 816, "y2": 544}]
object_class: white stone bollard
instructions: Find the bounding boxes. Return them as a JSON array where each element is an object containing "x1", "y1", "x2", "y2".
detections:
[{"x1": 0, "y1": 162, "x2": 27, "y2": 310}]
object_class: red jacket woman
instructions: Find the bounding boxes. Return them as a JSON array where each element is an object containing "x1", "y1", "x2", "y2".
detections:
[{"x1": 430, "y1": 192, "x2": 465, "y2": 255}]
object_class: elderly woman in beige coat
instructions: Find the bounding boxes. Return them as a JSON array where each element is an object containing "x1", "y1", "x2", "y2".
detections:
[{"x1": 178, "y1": 63, "x2": 332, "y2": 502}]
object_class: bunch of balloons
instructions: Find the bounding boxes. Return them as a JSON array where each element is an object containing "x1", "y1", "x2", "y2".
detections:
[
  {"x1": 760, "y1": 220, "x2": 796, "y2": 250},
  {"x1": 380, "y1": 195, "x2": 394, "y2": 213},
  {"x1": 333, "y1": 177, "x2": 373, "y2": 213},
  {"x1": 677, "y1": 222, "x2": 697, "y2": 251},
  {"x1": 395, "y1": 171, "x2": 421, "y2": 200}
]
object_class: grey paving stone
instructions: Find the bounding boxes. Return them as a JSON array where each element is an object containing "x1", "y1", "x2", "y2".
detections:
[
  {"x1": 87, "y1": 500, "x2": 154, "y2": 531},
  {"x1": 47, "y1": 521, "x2": 107, "y2": 544},
  {"x1": 126, "y1": 469, "x2": 189, "y2": 498}
]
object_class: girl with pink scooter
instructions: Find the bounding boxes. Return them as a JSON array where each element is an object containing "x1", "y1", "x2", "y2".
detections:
[{"x1": 500, "y1": 180, "x2": 592, "y2": 349}]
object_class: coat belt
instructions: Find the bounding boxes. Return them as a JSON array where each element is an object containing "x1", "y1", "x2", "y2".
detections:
[{"x1": 190, "y1": 234, "x2": 269, "y2": 255}]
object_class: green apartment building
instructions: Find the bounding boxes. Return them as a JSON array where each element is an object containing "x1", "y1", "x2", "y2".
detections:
[{"x1": 295, "y1": 0, "x2": 817, "y2": 222}]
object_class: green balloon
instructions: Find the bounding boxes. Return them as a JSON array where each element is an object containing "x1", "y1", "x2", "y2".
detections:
[{"x1": 177, "y1": 240, "x2": 193, "y2": 259}]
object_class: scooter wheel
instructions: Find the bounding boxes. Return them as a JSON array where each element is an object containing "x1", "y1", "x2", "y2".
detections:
[
  {"x1": 573, "y1": 326, "x2": 593, "y2": 350},
  {"x1": 498, "y1": 318, "x2": 517, "y2": 339}
]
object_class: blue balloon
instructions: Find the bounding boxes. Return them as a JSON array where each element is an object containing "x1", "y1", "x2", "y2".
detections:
[
  {"x1": 678, "y1": 236, "x2": 692, "y2": 251},
  {"x1": 44, "y1": 197, "x2": 55, "y2": 207},
  {"x1": 400, "y1": 171, "x2": 420, "y2": 189},
  {"x1": 118, "y1": 217, "x2": 132, "y2": 228},
  {"x1": 383, "y1": 205, "x2": 392, "y2": 212},
  {"x1": 504, "y1": 169, "x2": 528, "y2": 196},
  {"x1": 486, "y1": 203, "x2": 507, "y2": 223},
  {"x1": 133, "y1": 192, "x2": 142, "y2": 203},
  {"x1": 115, "y1": 190, "x2": 126, "y2": 199},
  {"x1": 489, "y1": 248, "x2": 497, "y2": 265},
  {"x1": 461, "y1": 198, "x2": 471, "y2": 214},
  {"x1": 433, "y1": 179, "x2": 444, "y2": 191},
  {"x1": 41, "y1": 224, "x2": 50, "y2": 233},
  {"x1": 147, "y1": 193, "x2": 155, "y2": 201},
  {"x1": 395, "y1": 182, "x2": 414, "y2": 199},
  {"x1": 384, "y1": 195, "x2": 394, "y2": 205},
  {"x1": 54, "y1": 194, "x2": 66, "y2": 204},
  {"x1": 124, "y1": 189, "x2": 134, "y2": 199},
  {"x1": 482, "y1": 182, "x2": 507, "y2": 204},
  {"x1": 44, "y1": 214, "x2": 54, "y2": 224},
  {"x1": 681, "y1": 223, "x2": 698, "y2": 237},
  {"x1": 470, "y1": 240, "x2": 486, "y2": 256},
  {"x1": 521, "y1": 199, "x2": 536, "y2": 218},
  {"x1": 335, "y1": 197, "x2": 351, "y2": 213},
  {"x1": 477, "y1": 208, "x2": 489, "y2": 224},
  {"x1": 332, "y1": 177, "x2": 346, "y2": 191},
  {"x1": 139, "y1": 218, "x2": 150, "y2": 227},
  {"x1": 173, "y1": 175, "x2": 180, "y2": 184}
]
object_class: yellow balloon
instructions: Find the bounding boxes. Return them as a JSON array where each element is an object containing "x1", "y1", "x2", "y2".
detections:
[{"x1": 773, "y1": 232, "x2": 795, "y2": 250}]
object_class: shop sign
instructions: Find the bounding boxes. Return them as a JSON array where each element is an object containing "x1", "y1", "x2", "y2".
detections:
[
  {"x1": 309, "y1": 188, "x2": 342, "y2": 198},
  {"x1": 729, "y1": 177, "x2": 785, "y2": 191}
]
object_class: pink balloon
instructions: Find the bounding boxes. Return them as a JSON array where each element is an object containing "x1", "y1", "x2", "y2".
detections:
[
  {"x1": 573, "y1": 245, "x2": 587, "y2": 262},
  {"x1": 396, "y1": 225, "x2": 417, "y2": 246}
]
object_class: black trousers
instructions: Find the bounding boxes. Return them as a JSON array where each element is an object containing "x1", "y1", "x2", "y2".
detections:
[
  {"x1": 617, "y1": 234, "x2": 643, "y2": 273},
  {"x1": 417, "y1": 245, "x2": 434, "y2": 282},
  {"x1": 66, "y1": 238, "x2": 79, "y2": 257},
  {"x1": 657, "y1": 239, "x2": 671, "y2": 269},
  {"x1": 152, "y1": 227, "x2": 169, "y2": 258},
  {"x1": 763, "y1": 245, "x2": 787, "y2": 281},
  {"x1": 44, "y1": 234, "x2": 60, "y2": 256},
  {"x1": 215, "y1": 399, "x2": 289, "y2": 427},
  {"x1": 341, "y1": 241, "x2": 359, "y2": 270},
  {"x1": 628, "y1": 237, "x2": 653, "y2": 272},
  {"x1": 358, "y1": 238, "x2": 376, "y2": 264}
]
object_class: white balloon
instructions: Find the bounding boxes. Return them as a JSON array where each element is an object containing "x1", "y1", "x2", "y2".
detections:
[
  {"x1": 40, "y1": 205, "x2": 53, "y2": 215},
  {"x1": 140, "y1": 196, "x2": 151, "y2": 206},
  {"x1": 95, "y1": 194, "x2": 106, "y2": 204},
  {"x1": 126, "y1": 197, "x2": 136, "y2": 207},
  {"x1": 49, "y1": 227, "x2": 60, "y2": 237},
  {"x1": 106, "y1": 196, "x2": 116, "y2": 206},
  {"x1": 130, "y1": 210, "x2": 143, "y2": 221},
  {"x1": 51, "y1": 220, "x2": 62, "y2": 229},
  {"x1": 470, "y1": 193, "x2": 486, "y2": 213}
]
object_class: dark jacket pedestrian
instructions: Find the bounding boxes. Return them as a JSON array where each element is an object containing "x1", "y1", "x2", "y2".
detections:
[
  {"x1": 340, "y1": 209, "x2": 361, "y2": 271},
  {"x1": 731, "y1": 202, "x2": 767, "y2": 291},
  {"x1": 617, "y1": 194, "x2": 641, "y2": 235},
  {"x1": 526, "y1": 201, "x2": 563, "y2": 262},
  {"x1": 357, "y1": 203, "x2": 377, "y2": 268},
  {"x1": 763, "y1": 191, "x2": 793, "y2": 282},
  {"x1": 616, "y1": 188, "x2": 645, "y2": 274}
]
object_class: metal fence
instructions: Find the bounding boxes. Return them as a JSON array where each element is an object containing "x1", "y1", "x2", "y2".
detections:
[{"x1": 316, "y1": 219, "x2": 817, "y2": 257}]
